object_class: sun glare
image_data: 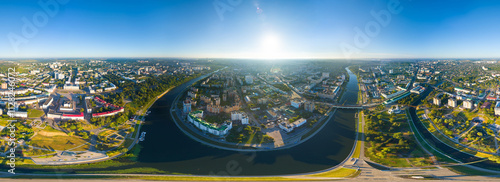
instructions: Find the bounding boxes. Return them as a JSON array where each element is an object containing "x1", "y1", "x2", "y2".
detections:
[
  {"x1": 261, "y1": 34, "x2": 280, "y2": 51},
  {"x1": 259, "y1": 33, "x2": 283, "y2": 59}
]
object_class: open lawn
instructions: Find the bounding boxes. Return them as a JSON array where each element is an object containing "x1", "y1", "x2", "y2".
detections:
[
  {"x1": 0, "y1": 118, "x2": 12, "y2": 126},
  {"x1": 22, "y1": 148, "x2": 57, "y2": 157},
  {"x1": 365, "y1": 109, "x2": 434, "y2": 168},
  {"x1": 30, "y1": 128, "x2": 89, "y2": 151},
  {"x1": 305, "y1": 167, "x2": 359, "y2": 178},
  {"x1": 27, "y1": 109, "x2": 44, "y2": 118}
]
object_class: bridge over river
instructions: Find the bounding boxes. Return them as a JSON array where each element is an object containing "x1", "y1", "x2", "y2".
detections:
[{"x1": 330, "y1": 103, "x2": 381, "y2": 109}]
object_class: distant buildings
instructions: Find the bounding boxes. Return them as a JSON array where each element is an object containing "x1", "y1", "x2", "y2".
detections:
[
  {"x1": 63, "y1": 84, "x2": 79, "y2": 90},
  {"x1": 317, "y1": 86, "x2": 340, "y2": 99},
  {"x1": 454, "y1": 87, "x2": 471, "y2": 94},
  {"x1": 54, "y1": 72, "x2": 65, "y2": 80},
  {"x1": 322, "y1": 72, "x2": 329, "y2": 78},
  {"x1": 245, "y1": 75, "x2": 253, "y2": 84},
  {"x1": 410, "y1": 86, "x2": 425, "y2": 94}
]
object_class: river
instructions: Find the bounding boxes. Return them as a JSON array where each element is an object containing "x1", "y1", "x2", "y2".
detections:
[{"x1": 128, "y1": 67, "x2": 360, "y2": 176}]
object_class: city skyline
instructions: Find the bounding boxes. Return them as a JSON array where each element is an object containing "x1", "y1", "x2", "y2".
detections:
[{"x1": 1, "y1": 0, "x2": 500, "y2": 59}]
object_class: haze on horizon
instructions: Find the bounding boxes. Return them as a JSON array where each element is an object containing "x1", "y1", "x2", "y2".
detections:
[{"x1": 1, "y1": 0, "x2": 500, "y2": 59}]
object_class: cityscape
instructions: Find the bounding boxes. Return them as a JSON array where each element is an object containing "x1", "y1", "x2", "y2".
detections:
[{"x1": 1, "y1": 0, "x2": 500, "y2": 181}]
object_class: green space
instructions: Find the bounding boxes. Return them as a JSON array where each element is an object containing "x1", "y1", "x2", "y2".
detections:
[
  {"x1": 273, "y1": 83, "x2": 292, "y2": 92},
  {"x1": 307, "y1": 167, "x2": 359, "y2": 178},
  {"x1": 364, "y1": 109, "x2": 434, "y2": 167},
  {"x1": 30, "y1": 126, "x2": 89, "y2": 151},
  {"x1": 417, "y1": 109, "x2": 495, "y2": 159},
  {"x1": 352, "y1": 111, "x2": 363, "y2": 158},
  {"x1": 27, "y1": 109, "x2": 44, "y2": 118},
  {"x1": 4, "y1": 167, "x2": 359, "y2": 181},
  {"x1": 226, "y1": 125, "x2": 273, "y2": 144}
]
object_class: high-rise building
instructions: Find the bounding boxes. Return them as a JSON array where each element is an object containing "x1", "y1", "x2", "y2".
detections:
[
  {"x1": 54, "y1": 72, "x2": 65, "y2": 80},
  {"x1": 433, "y1": 97, "x2": 441, "y2": 106},
  {"x1": 183, "y1": 100, "x2": 192, "y2": 114},
  {"x1": 463, "y1": 100, "x2": 473, "y2": 109},
  {"x1": 448, "y1": 98, "x2": 457, "y2": 108},
  {"x1": 495, "y1": 102, "x2": 500, "y2": 116},
  {"x1": 304, "y1": 101, "x2": 315, "y2": 112}
]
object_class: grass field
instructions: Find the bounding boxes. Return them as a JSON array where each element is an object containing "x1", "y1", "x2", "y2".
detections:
[
  {"x1": 364, "y1": 109, "x2": 434, "y2": 168},
  {"x1": 307, "y1": 167, "x2": 359, "y2": 178},
  {"x1": 352, "y1": 112, "x2": 363, "y2": 158},
  {"x1": 30, "y1": 128, "x2": 89, "y2": 151},
  {"x1": 22, "y1": 148, "x2": 57, "y2": 157},
  {"x1": 7, "y1": 170, "x2": 360, "y2": 181},
  {"x1": 27, "y1": 109, "x2": 44, "y2": 118}
]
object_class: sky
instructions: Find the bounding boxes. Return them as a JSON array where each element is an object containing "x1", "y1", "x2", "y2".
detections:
[{"x1": 1, "y1": 0, "x2": 500, "y2": 59}]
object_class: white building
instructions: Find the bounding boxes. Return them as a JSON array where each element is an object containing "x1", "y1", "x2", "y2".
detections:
[
  {"x1": 231, "y1": 111, "x2": 249, "y2": 125},
  {"x1": 64, "y1": 84, "x2": 80, "y2": 90},
  {"x1": 42, "y1": 97, "x2": 53, "y2": 109},
  {"x1": 241, "y1": 115, "x2": 249, "y2": 125},
  {"x1": 187, "y1": 110, "x2": 232, "y2": 136},
  {"x1": 448, "y1": 98, "x2": 457, "y2": 108},
  {"x1": 455, "y1": 87, "x2": 471, "y2": 94},
  {"x1": 495, "y1": 102, "x2": 500, "y2": 116},
  {"x1": 388, "y1": 105, "x2": 402, "y2": 114},
  {"x1": 433, "y1": 97, "x2": 441, "y2": 106},
  {"x1": 291, "y1": 99, "x2": 304, "y2": 109},
  {"x1": 54, "y1": 72, "x2": 65, "y2": 80},
  {"x1": 8, "y1": 111, "x2": 28, "y2": 118},
  {"x1": 463, "y1": 100, "x2": 473, "y2": 109},
  {"x1": 279, "y1": 118, "x2": 307, "y2": 133}
]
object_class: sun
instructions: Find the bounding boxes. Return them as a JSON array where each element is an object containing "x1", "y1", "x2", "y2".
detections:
[
  {"x1": 259, "y1": 33, "x2": 283, "y2": 59},
  {"x1": 261, "y1": 34, "x2": 281, "y2": 51}
]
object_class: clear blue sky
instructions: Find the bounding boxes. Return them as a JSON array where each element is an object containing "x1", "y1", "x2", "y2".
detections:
[{"x1": 1, "y1": 0, "x2": 500, "y2": 59}]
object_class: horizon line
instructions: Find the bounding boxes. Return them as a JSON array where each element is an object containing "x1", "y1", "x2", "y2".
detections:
[{"x1": 0, "y1": 56, "x2": 499, "y2": 60}]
